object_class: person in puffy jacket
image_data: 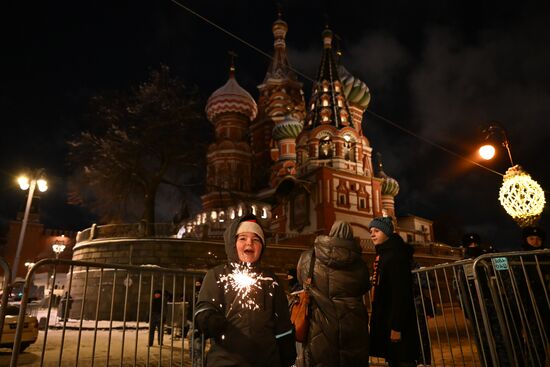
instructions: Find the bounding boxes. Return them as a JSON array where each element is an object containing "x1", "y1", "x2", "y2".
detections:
[
  {"x1": 194, "y1": 214, "x2": 296, "y2": 367},
  {"x1": 297, "y1": 221, "x2": 371, "y2": 367}
]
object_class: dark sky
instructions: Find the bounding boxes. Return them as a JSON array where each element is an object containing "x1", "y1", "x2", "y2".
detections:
[{"x1": 2, "y1": 0, "x2": 549, "y2": 249}]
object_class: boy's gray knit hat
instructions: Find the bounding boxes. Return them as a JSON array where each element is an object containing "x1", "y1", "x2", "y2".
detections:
[{"x1": 368, "y1": 216, "x2": 394, "y2": 237}]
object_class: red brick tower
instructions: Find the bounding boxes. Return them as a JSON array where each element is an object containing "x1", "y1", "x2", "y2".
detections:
[
  {"x1": 202, "y1": 61, "x2": 258, "y2": 222},
  {"x1": 251, "y1": 13, "x2": 306, "y2": 191}
]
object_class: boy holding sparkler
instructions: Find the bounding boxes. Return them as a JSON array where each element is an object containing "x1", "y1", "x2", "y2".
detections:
[{"x1": 194, "y1": 214, "x2": 296, "y2": 367}]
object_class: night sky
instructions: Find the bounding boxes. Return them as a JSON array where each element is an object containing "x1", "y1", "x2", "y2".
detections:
[{"x1": 2, "y1": 0, "x2": 549, "y2": 249}]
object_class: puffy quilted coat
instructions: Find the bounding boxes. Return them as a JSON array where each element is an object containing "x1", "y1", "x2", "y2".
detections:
[{"x1": 297, "y1": 221, "x2": 371, "y2": 367}]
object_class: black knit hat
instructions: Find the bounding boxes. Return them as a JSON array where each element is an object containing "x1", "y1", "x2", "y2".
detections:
[
  {"x1": 522, "y1": 226, "x2": 545, "y2": 241},
  {"x1": 368, "y1": 217, "x2": 394, "y2": 237},
  {"x1": 462, "y1": 233, "x2": 481, "y2": 247}
]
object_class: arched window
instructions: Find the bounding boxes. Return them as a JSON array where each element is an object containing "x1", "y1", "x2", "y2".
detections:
[
  {"x1": 319, "y1": 136, "x2": 333, "y2": 159},
  {"x1": 343, "y1": 134, "x2": 356, "y2": 162}
]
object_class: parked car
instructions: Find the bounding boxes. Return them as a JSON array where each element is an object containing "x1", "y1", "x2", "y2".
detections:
[{"x1": 1, "y1": 305, "x2": 39, "y2": 351}]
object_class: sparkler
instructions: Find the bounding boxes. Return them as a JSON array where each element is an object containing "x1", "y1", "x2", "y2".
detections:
[{"x1": 219, "y1": 263, "x2": 277, "y2": 310}]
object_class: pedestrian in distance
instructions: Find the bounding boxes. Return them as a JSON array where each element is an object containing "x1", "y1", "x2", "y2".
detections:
[
  {"x1": 194, "y1": 214, "x2": 296, "y2": 367},
  {"x1": 297, "y1": 220, "x2": 370, "y2": 367},
  {"x1": 462, "y1": 232, "x2": 486, "y2": 259},
  {"x1": 148, "y1": 289, "x2": 166, "y2": 347},
  {"x1": 368, "y1": 216, "x2": 420, "y2": 367},
  {"x1": 57, "y1": 292, "x2": 73, "y2": 322}
]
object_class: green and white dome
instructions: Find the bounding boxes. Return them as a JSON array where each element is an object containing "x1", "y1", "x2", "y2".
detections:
[
  {"x1": 272, "y1": 113, "x2": 303, "y2": 140},
  {"x1": 381, "y1": 175, "x2": 400, "y2": 197},
  {"x1": 338, "y1": 65, "x2": 371, "y2": 109}
]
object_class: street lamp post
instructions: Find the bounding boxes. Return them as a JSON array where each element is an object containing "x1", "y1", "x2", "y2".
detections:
[
  {"x1": 11, "y1": 169, "x2": 48, "y2": 281},
  {"x1": 479, "y1": 124, "x2": 514, "y2": 165},
  {"x1": 52, "y1": 242, "x2": 66, "y2": 259},
  {"x1": 478, "y1": 124, "x2": 545, "y2": 227}
]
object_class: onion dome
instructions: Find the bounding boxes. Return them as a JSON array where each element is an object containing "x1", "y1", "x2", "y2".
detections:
[
  {"x1": 338, "y1": 65, "x2": 371, "y2": 109},
  {"x1": 381, "y1": 175, "x2": 400, "y2": 197},
  {"x1": 205, "y1": 66, "x2": 258, "y2": 122},
  {"x1": 272, "y1": 18, "x2": 288, "y2": 46},
  {"x1": 272, "y1": 113, "x2": 303, "y2": 140}
]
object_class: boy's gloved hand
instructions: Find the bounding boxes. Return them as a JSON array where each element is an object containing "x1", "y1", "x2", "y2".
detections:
[
  {"x1": 196, "y1": 309, "x2": 227, "y2": 338},
  {"x1": 206, "y1": 312, "x2": 227, "y2": 338}
]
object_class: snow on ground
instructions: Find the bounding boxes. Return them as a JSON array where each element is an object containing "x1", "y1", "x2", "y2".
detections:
[{"x1": 2, "y1": 307, "x2": 203, "y2": 366}]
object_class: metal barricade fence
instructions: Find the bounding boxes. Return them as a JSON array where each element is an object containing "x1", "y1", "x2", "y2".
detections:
[
  {"x1": 403, "y1": 249, "x2": 550, "y2": 367},
  {"x1": 10, "y1": 258, "x2": 207, "y2": 367},
  {"x1": 472, "y1": 250, "x2": 550, "y2": 367},
  {"x1": 6, "y1": 250, "x2": 550, "y2": 367},
  {"x1": 0, "y1": 257, "x2": 13, "y2": 343}
]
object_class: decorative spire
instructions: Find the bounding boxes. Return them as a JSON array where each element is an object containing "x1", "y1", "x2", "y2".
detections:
[
  {"x1": 276, "y1": 2, "x2": 283, "y2": 19},
  {"x1": 228, "y1": 50, "x2": 237, "y2": 78},
  {"x1": 334, "y1": 34, "x2": 343, "y2": 64},
  {"x1": 262, "y1": 11, "x2": 296, "y2": 83},
  {"x1": 304, "y1": 27, "x2": 353, "y2": 130},
  {"x1": 376, "y1": 153, "x2": 399, "y2": 197},
  {"x1": 376, "y1": 152, "x2": 386, "y2": 177}
]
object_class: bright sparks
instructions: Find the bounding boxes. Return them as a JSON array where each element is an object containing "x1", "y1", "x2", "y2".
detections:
[{"x1": 218, "y1": 263, "x2": 277, "y2": 310}]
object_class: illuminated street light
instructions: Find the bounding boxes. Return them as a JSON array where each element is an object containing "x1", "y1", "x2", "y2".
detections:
[
  {"x1": 479, "y1": 124, "x2": 514, "y2": 166},
  {"x1": 478, "y1": 144, "x2": 496, "y2": 160},
  {"x1": 24, "y1": 261, "x2": 35, "y2": 270},
  {"x1": 479, "y1": 124, "x2": 545, "y2": 227},
  {"x1": 52, "y1": 241, "x2": 66, "y2": 259},
  {"x1": 12, "y1": 169, "x2": 48, "y2": 280}
]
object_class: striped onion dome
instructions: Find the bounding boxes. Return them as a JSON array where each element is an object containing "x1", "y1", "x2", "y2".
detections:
[
  {"x1": 205, "y1": 70, "x2": 258, "y2": 122},
  {"x1": 381, "y1": 175, "x2": 400, "y2": 197},
  {"x1": 272, "y1": 113, "x2": 303, "y2": 140},
  {"x1": 338, "y1": 65, "x2": 371, "y2": 109}
]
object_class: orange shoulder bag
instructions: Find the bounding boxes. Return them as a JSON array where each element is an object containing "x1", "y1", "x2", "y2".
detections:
[{"x1": 290, "y1": 251, "x2": 315, "y2": 343}]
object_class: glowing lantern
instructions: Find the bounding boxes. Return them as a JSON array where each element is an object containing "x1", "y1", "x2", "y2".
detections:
[
  {"x1": 478, "y1": 144, "x2": 496, "y2": 160},
  {"x1": 499, "y1": 165, "x2": 545, "y2": 227}
]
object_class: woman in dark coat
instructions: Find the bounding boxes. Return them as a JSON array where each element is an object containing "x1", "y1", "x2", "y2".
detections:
[
  {"x1": 194, "y1": 214, "x2": 296, "y2": 367},
  {"x1": 297, "y1": 221, "x2": 371, "y2": 367},
  {"x1": 368, "y1": 216, "x2": 419, "y2": 366}
]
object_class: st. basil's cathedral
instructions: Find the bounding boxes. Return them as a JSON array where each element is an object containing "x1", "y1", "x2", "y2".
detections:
[{"x1": 179, "y1": 15, "x2": 435, "y2": 247}]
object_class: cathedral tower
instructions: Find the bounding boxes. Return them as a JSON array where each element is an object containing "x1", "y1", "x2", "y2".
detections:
[
  {"x1": 202, "y1": 61, "x2": 258, "y2": 220},
  {"x1": 251, "y1": 13, "x2": 306, "y2": 190},
  {"x1": 284, "y1": 27, "x2": 385, "y2": 238}
]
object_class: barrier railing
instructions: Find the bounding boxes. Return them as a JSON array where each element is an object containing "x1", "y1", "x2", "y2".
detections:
[
  {"x1": 5, "y1": 249, "x2": 549, "y2": 366},
  {"x1": 404, "y1": 249, "x2": 550, "y2": 366},
  {"x1": 10, "y1": 258, "x2": 206, "y2": 367},
  {"x1": 0, "y1": 258, "x2": 12, "y2": 342}
]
